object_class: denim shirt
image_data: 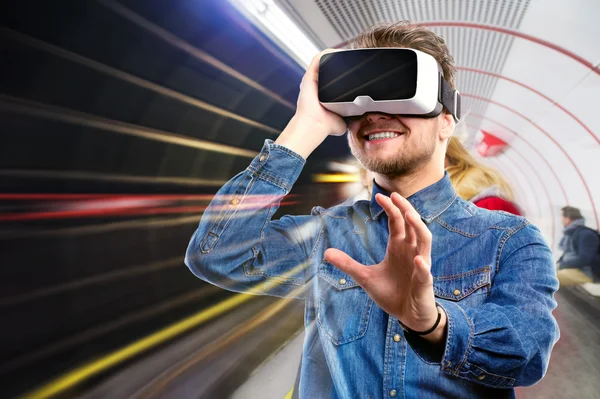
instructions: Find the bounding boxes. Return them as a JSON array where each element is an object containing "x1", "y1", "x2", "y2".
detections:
[{"x1": 185, "y1": 139, "x2": 560, "y2": 399}]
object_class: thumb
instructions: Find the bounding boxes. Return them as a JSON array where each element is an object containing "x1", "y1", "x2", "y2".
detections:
[
  {"x1": 413, "y1": 255, "x2": 434, "y2": 287},
  {"x1": 324, "y1": 248, "x2": 369, "y2": 286}
]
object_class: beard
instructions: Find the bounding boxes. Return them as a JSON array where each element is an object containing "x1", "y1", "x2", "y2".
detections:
[{"x1": 349, "y1": 134, "x2": 436, "y2": 177}]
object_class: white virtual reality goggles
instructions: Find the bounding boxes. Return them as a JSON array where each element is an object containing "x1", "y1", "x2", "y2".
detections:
[{"x1": 318, "y1": 48, "x2": 461, "y2": 123}]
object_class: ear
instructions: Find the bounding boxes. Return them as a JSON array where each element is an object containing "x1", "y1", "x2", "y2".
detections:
[{"x1": 439, "y1": 112, "x2": 455, "y2": 141}]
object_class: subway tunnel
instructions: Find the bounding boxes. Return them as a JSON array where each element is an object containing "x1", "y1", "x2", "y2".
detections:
[{"x1": 0, "y1": 0, "x2": 599, "y2": 398}]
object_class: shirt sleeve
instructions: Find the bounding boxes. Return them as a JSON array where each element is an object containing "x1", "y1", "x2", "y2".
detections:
[
  {"x1": 440, "y1": 222, "x2": 559, "y2": 388},
  {"x1": 405, "y1": 221, "x2": 560, "y2": 389},
  {"x1": 185, "y1": 139, "x2": 322, "y2": 299}
]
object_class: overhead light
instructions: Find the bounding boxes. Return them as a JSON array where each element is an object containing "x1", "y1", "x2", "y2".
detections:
[{"x1": 228, "y1": 0, "x2": 321, "y2": 68}]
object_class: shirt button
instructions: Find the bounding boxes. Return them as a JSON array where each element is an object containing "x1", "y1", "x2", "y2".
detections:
[
  {"x1": 393, "y1": 334, "x2": 401, "y2": 342},
  {"x1": 477, "y1": 374, "x2": 486, "y2": 381},
  {"x1": 453, "y1": 289, "x2": 461, "y2": 296},
  {"x1": 259, "y1": 154, "x2": 266, "y2": 162},
  {"x1": 338, "y1": 278, "x2": 347, "y2": 285},
  {"x1": 389, "y1": 389, "x2": 397, "y2": 397},
  {"x1": 230, "y1": 198, "x2": 240, "y2": 205}
]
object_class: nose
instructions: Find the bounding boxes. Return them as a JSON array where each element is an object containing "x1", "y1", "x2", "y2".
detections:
[{"x1": 365, "y1": 112, "x2": 392, "y2": 123}]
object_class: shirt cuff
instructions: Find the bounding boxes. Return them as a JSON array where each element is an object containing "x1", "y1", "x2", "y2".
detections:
[
  {"x1": 437, "y1": 300, "x2": 473, "y2": 373},
  {"x1": 247, "y1": 139, "x2": 306, "y2": 192},
  {"x1": 438, "y1": 300, "x2": 516, "y2": 388}
]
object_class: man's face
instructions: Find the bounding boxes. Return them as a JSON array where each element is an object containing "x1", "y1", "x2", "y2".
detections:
[
  {"x1": 561, "y1": 215, "x2": 571, "y2": 227},
  {"x1": 346, "y1": 112, "x2": 442, "y2": 177}
]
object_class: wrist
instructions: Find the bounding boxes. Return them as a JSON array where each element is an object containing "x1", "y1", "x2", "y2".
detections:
[
  {"x1": 398, "y1": 304, "x2": 447, "y2": 344},
  {"x1": 275, "y1": 116, "x2": 330, "y2": 159},
  {"x1": 421, "y1": 306, "x2": 447, "y2": 344}
]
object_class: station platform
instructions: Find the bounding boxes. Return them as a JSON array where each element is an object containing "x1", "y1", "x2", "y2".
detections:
[{"x1": 233, "y1": 285, "x2": 600, "y2": 399}]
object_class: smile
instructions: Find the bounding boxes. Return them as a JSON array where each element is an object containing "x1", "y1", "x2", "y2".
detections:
[{"x1": 366, "y1": 131, "x2": 402, "y2": 141}]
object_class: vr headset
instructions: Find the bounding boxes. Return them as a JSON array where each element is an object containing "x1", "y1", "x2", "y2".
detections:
[{"x1": 318, "y1": 48, "x2": 461, "y2": 123}]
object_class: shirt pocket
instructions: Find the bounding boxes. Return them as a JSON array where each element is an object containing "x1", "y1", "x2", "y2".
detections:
[
  {"x1": 433, "y1": 266, "x2": 491, "y2": 307},
  {"x1": 317, "y1": 261, "x2": 373, "y2": 345}
]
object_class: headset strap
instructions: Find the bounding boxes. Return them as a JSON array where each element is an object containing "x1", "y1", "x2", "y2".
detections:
[{"x1": 439, "y1": 74, "x2": 461, "y2": 122}]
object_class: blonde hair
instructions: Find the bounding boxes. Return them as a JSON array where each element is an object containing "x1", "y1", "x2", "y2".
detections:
[
  {"x1": 351, "y1": 21, "x2": 456, "y2": 90},
  {"x1": 358, "y1": 165, "x2": 374, "y2": 196},
  {"x1": 445, "y1": 137, "x2": 514, "y2": 201}
]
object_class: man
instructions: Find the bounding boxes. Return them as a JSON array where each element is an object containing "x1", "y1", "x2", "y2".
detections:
[
  {"x1": 557, "y1": 206, "x2": 600, "y2": 282},
  {"x1": 185, "y1": 22, "x2": 559, "y2": 398}
]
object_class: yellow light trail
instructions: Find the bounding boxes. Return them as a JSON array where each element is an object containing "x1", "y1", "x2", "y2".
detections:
[
  {"x1": 0, "y1": 169, "x2": 228, "y2": 187},
  {"x1": 137, "y1": 285, "x2": 307, "y2": 398},
  {"x1": 22, "y1": 293, "x2": 255, "y2": 399},
  {"x1": 23, "y1": 261, "x2": 310, "y2": 399},
  {"x1": 0, "y1": 94, "x2": 258, "y2": 158},
  {"x1": 1, "y1": 287, "x2": 221, "y2": 374},
  {"x1": 312, "y1": 173, "x2": 360, "y2": 183}
]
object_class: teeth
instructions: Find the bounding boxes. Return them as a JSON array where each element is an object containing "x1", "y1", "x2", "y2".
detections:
[{"x1": 367, "y1": 132, "x2": 401, "y2": 141}]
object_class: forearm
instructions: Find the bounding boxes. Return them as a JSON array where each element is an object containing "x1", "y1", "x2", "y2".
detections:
[
  {"x1": 185, "y1": 139, "x2": 312, "y2": 297},
  {"x1": 440, "y1": 232, "x2": 559, "y2": 387},
  {"x1": 421, "y1": 307, "x2": 447, "y2": 345},
  {"x1": 400, "y1": 307, "x2": 448, "y2": 364},
  {"x1": 405, "y1": 225, "x2": 560, "y2": 388},
  {"x1": 275, "y1": 115, "x2": 333, "y2": 159},
  {"x1": 437, "y1": 298, "x2": 558, "y2": 387}
]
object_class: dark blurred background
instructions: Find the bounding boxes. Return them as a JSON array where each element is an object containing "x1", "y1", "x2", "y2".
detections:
[
  {"x1": 0, "y1": 1, "x2": 353, "y2": 397},
  {"x1": 1, "y1": 1, "x2": 600, "y2": 398}
]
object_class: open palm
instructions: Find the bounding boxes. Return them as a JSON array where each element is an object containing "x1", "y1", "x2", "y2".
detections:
[{"x1": 325, "y1": 192, "x2": 438, "y2": 331}]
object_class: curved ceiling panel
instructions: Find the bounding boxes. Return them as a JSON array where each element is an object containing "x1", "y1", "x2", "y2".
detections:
[{"x1": 255, "y1": 0, "x2": 600, "y2": 249}]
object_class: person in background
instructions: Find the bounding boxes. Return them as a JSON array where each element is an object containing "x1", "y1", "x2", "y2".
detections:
[
  {"x1": 557, "y1": 206, "x2": 600, "y2": 283},
  {"x1": 445, "y1": 136, "x2": 521, "y2": 215}
]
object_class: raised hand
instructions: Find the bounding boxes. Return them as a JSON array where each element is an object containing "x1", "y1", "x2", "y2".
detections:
[
  {"x1": 275, "y1": 49, "x2": 347, "y2": 159},
  {"x1": 325, "y1": 192, "x2": 442, "y2": 335},
  {"x1": 295, "y1": 49, "x2": 348, "y2": 137}
]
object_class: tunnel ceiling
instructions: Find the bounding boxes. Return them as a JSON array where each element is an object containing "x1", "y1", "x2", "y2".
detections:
[
  {"x1": 1, "y1": 0, "x2": 598, "y2": 250},
  {"x1": 241, "y1": 0, "x2": 600, "y2": 248}
]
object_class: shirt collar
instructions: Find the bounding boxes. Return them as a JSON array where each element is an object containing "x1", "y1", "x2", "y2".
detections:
[{"x1": 369, "y1": 172, "x2": 457, "y2": 223}]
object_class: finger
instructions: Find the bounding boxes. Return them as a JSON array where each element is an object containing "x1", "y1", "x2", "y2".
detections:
[
  {"x1": 376, "y1": 193, "x2": 405, "y2": 239},
  {"x1": 413, "y1": 255, "x2": 433, "y2": 287},
  {"x1": 324, "y1": 248, "x2": 369, "y2": 286},
  {"x1": 301, "y1": 54, "x2": 321, "y2": 86},
  {"x1": 390, "y1": 193, "x2": 411, "y2": 241},
  {"x1": 405, "y1": 209, "x2": 432, "y2": 255},
  {"x1": 394, "y1": 194, "x2": 417, "y2": 246},
  {"x1": 404, "y1": 211, "x2": 417, "y2": 246},
  {"x1": 390, "y1": 191, "x2": 416, "y2": 215},
  {"x1": 302, "y1": 48, "x2": 339, "y2": 86}
]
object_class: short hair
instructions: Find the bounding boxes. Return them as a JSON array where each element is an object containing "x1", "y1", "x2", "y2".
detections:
[
  {"x1": 561, "y1": 206, "x2": 583, "y2": 220},
  {"x1": 350, "y1": 21, "x2": 456, "y2": 90}
]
